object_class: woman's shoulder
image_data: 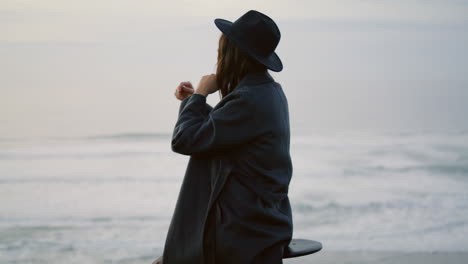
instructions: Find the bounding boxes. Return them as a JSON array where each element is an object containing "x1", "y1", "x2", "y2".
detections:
[
  {"x1": 234, "y1": 81, "x2": 282, "y2": 101},
  {"x1": 237, "y1": 79, "x2": 281, "y2": 90},
  {"x1": 215, "y1": 81, "x2": 284, "y2": 114}
]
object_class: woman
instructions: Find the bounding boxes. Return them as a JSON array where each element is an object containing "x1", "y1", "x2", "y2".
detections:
[{"x1": 154, "y1": 10, "x2": 293, "y2": 264}]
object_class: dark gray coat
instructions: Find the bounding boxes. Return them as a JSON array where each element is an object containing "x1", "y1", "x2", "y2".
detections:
[{"x1": 162, "y1": 70, "x2": 293, "y2": 264}]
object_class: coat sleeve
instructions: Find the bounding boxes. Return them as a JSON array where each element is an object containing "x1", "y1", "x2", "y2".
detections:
[
  {"x1": 171, "y1": 92, "x2": 262, "y2": 156},
  {"x1": 205, "y1": 102, "x2": 213, "y2": 114}
]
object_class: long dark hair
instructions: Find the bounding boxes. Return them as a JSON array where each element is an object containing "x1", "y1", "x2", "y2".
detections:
[{"x1": 215, "y1": 33, "x2": 267, "y2": 99}]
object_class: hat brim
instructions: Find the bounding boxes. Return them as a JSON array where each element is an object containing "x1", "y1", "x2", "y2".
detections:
[{"x1": 214, "y1": 18, "x2": 283, "y2": 72}]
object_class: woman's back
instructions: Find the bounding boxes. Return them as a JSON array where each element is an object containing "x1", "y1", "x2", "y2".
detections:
[
  {"x1": 221, "y1": 71, "x2": 292, "y2": 209},
  {"x1": 212, "y1": 70, "x2": 293, "y2": 264}
]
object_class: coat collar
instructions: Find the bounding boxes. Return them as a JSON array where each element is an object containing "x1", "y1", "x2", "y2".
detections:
[{"x1": 236, "y1": 70, "x2": 275, "y2": 88}]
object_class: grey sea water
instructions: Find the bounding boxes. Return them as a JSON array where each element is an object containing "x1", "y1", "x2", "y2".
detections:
[{"x1": 1, "y1": 130, "x2": 468, "y2": 263}]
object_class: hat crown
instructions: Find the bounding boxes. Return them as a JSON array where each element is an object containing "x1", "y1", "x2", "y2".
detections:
[
  {"x1": 230, "y1": 10, "x2": 281, "y2": 57},
  {"x1": 214, "y1": 10, "x2": 283, "y2": 72}
]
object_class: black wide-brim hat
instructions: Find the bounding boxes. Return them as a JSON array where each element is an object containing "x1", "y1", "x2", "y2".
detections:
[{"x1": 214, "y1": 10, "x2": 283, "y2": 72}]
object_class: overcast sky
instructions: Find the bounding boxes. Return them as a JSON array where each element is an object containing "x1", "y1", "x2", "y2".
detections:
[{"x1": 1, "y1": 0, "x2": 467, "y2": 138}]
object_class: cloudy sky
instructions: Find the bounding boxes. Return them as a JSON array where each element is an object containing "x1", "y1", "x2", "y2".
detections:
[{"x1": 1, "y1": 0, "x2": 467, "y2": 138}]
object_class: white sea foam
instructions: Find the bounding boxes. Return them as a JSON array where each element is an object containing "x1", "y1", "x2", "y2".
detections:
[{"x1": 1, "y1": 130, "x2": 467, "y2": 262}]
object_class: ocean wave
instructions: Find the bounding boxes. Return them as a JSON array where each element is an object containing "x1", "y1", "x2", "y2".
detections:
[
  {"x1": 343, "y1": 163, "x2": 468, "y2": 177},
  {"x1": 0, "y1": 216, "x2": 166, "y2": 226},
  {"x1": 292, "y1": 198, "x2": 468, "y2": 214},
  {"x1": 0, "y1": 177, "x2": 177, "y2": 184},
  {"x1": 84, "y1": 132, "x2": 171, "y2": 141},
  {"x1": 0, "y1": 132, "x2": 172, "y2": 143},
  {"x1": 0, "y1": 150, "x2": 168, "y2": 160},
  {"x1": 362, "y1": 220, "x2": 468, "y2": 239}
]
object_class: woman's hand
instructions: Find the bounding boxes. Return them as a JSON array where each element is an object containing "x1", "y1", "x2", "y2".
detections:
[
  {"x1": 174, "y1": 81, "x2": 194, "y2": 101},
  {"x1": 152, "y1": 255, "x2": 163, "y2": 264},
  {"x1": 194, "y1": 74, "x2": 218, "y2": 97}
]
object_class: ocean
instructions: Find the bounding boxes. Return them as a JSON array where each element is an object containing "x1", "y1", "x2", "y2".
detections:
[{"x1": 1, "y1": 130, "x2": 467, "y2": 263}]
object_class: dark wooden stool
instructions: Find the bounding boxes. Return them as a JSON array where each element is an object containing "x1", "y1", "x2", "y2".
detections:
[{"x1": 283, "y1": 238, "x2": 323, "y2": 258}]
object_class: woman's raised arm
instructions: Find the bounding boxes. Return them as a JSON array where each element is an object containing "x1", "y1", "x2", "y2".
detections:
[{"x1": 171, "y1": 92, "x2": 265, "y2": 156}]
